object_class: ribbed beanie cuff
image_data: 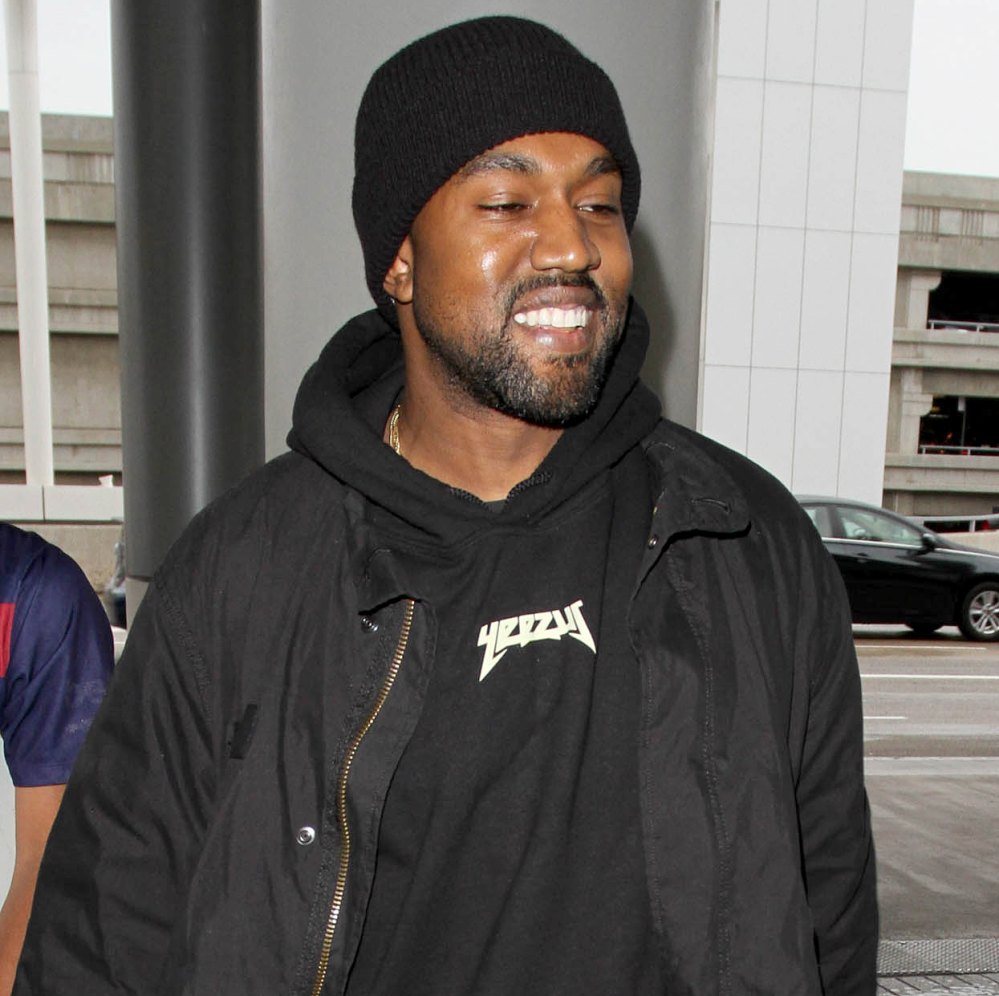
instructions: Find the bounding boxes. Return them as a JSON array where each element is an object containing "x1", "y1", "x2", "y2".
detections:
[{"x1": 352, "y1": 16, "x2": 641, "y2": 322}]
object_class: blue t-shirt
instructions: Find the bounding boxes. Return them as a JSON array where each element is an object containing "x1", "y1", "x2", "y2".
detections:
[{"x1": 0, "y1": 523, "x2": 114, "y2": 787}]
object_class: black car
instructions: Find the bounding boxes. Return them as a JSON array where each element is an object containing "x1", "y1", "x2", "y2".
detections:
[{"x1": 796, "y1": 496, "x2": 999, "y2": 642}]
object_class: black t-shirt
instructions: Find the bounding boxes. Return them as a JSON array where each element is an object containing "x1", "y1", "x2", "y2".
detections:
[{"x1": 346, "y1": 453, "x2": 662, "y2": 995}]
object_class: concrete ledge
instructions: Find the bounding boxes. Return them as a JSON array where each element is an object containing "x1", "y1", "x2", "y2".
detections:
[
  {"x1": 884, "y1": 455, "x2": 999, "y2": 498},
  {"x1": 892, "y1": 328, "x2": 999, "y2": 373},
  {"x1": 0, "y1": 483, "x2": 122, "y2": 521},
  {"x1": 43, "y1": 484, "x2": 123, "y2": 521},
  {"x1": 0, "y1": 483, "x2": 42, "y2": 518}
]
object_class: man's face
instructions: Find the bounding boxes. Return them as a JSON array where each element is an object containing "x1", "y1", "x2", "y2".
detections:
[{"x1": 391, "y1": 132, "x2": 633, "y2": 427}]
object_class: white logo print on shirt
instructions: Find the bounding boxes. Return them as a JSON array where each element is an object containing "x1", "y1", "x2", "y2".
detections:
[{"x1": 476, "y1": 599, "x2": 596, "y2": 681}]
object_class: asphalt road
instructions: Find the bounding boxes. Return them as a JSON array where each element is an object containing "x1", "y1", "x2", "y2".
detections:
[{"x1": 856, "y1": 625, "x2": 999, "y2": 990}]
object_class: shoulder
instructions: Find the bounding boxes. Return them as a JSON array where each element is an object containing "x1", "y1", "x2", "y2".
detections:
[
  {"x1": 152, "y1": 450, "x2": 352, "y2": 618},
  {"x1": 165, "y1": 452, "x2": 343, "y2": 562},
  {"x1": 0, "y1": 522, "x2": 50, "y2": 594},
  {"x1": 644, "y1": 419, "x2": 811, "y2": 527},
  {"x1": 641, "y1": 422, "x2": 851, "y2": 664},
  {"x1": 0, "y1": 523, "x2": 100, "y2": 613},
  {"x1": 640, "y1": 419, "x2": 833, "y2": 599},
  {"x1": 133, "y1": 452, "x2": 356, "y2": 712}
]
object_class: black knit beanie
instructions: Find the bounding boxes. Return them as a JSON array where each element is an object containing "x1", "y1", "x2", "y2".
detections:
[{"x1": 352, "y1": 16, "x2": 641, "y2": 322}]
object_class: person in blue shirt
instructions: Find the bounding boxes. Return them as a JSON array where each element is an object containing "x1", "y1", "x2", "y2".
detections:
[{"x1": 0, "y1": 523, "x2": 113, "y2": 995}]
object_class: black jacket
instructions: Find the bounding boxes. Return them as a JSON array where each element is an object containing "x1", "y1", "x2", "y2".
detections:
[{"x1": 17, "y1": 306, "x2": 877, "y2": 995}]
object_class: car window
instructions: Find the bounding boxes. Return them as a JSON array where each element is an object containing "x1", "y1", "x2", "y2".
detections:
[
  {"x1": 838, "y1": 507, "x2": 923, "y2": 545},
  {"x1": 802, "y1": 505, "x2": 835, "y2": 538}
]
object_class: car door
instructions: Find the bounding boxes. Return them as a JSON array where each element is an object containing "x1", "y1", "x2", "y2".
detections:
[
  {"x1": 830, "y1": 506, "x2": 955, "y2": 623},
  {"x1": 801, "y1": 503, "x2": 873, "y2": 617}
]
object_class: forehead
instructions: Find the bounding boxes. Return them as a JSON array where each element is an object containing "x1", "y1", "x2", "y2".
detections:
[{"x1": 451, "y1": 132, "x2": 620, "y2": 184}]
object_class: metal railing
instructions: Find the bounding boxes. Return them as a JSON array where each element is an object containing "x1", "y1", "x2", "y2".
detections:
[
  {"x1": 927, "y1": 319, "x2": 999, "y2": 333},
  {"x1": 918, "y1": 444, "x2": 999, "y2": 456},
  {"x1": 920, "y1": 513, "x2": 999, "y2": 533}
]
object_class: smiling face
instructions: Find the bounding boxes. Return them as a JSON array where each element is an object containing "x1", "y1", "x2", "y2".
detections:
[{"x1": 385, "y1": 132, "x2": 634, "y2": 427}]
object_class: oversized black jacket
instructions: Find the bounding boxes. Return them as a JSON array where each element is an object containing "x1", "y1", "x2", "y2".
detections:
[{"x1": 17, "y1": 308, "x2": 877, "y2": 995}]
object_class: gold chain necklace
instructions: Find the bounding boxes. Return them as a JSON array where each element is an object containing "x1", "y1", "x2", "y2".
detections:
[{"x1": 387, "y1": 403, "x2": 402, "y2": 456}]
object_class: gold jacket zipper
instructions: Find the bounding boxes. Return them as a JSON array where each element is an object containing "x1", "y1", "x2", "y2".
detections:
[{"x1": 310, "y1": 598, "x2": 415, "y2": 996}]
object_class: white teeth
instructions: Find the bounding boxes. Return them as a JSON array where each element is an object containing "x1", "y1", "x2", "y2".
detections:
[{"x1": 513, "y1": 306, "x2": 589, "y2": 329}]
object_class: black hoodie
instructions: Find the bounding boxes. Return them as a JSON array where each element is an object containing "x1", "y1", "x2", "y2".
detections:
[
  {"x1": 292, "y1": 304, "x2": 666, "y2": 994},
  {"x1": 288, "y1": 302, "x2": 661, "y2": 541}
]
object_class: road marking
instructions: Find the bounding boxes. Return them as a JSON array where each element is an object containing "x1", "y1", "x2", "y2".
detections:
[
  {"x1": 861, "y1": 673, "x2": 999, "y2": 680},
  {"x1": 864, "y1": 715, "x2": 907, "y2": 720}
]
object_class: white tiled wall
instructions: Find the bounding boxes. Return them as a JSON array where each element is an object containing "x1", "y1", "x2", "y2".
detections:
[
  {"x1": 807, "y1": 88, "x2": 861, "y2": 231},
  {"x1": 862, "y1": 0, "x2": 914, "y2": 91},
  {"x1": 701, "y1": 365, "x2": 751, "y2": 453},
  {"x1": 700, "y1": 0, "x2": 912, "y2": 505},
  {"x1": 758, "y1": 83, "x2": 812, "y2": 227},
  {"x1": 799, "y1": 230, "x2": 851, "y2": 370},
  {"x1": 711, "y1": 78, "x2": 765, "y2": 225},
  {"x1": 839, "y1": 372, "x2": 892, "y2": 498},
  {"x1": 765, "y1": 0, "x2": 818, "y2": 84},
  {"x1": 704, "y1": 223, "x2": 757, "y2": 366},
  {"x1": 854, "y1": 90, "x2": 908, "y2": 232},
  {"x1": 717, "y1": 0, "x2": 768, "y2": 78},
  {"x1": 751, "y1": 227, "x2": 805, "y2": 368},
  {"x1": 793, "y1": 369, "x2": 845, "y2": 494},
  {"x1": 747, "y1": 367, "x2": 798, "y2": 482},
  {"x1": 845, "y1": 232, "x2": 900, "y2": 373},
  {"x1": 814, "y1": 0, "x2": 865, "y2": 86}
]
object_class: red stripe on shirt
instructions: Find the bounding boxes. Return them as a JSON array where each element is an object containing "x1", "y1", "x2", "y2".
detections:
[{"x1": 0, "y1": 602, "x2": 13, "y2": 677}]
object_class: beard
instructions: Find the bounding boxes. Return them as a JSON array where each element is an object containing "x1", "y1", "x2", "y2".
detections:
[{"x1": 411, "y1": 275, "x2": 628, "y2": 428}]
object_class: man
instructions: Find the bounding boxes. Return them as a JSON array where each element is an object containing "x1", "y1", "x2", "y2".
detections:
[
  {"x1": 17, "y1": 16, "x2": 877, "y2": 996},
  {"x1": 0, "y1": 523, "x2": 113, "y2": 995}
]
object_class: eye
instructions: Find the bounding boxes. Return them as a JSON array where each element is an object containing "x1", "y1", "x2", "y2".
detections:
[
  {"x1": 479, "y1": 201, "x2": 528, "y2": 214},
  {"x1": 578, "y1": 201, "x2": 621, "y2": 216}
]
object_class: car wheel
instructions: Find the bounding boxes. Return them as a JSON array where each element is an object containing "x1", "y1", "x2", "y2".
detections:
[
  {"x1": 906, "y1": 622, "x2": 941, "y2": 637},
  {"x1": 958, "y1": 582, "x2": 999, "y2": 641}
]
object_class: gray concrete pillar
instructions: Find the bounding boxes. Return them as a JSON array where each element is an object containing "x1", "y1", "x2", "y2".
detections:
[
  {"x1": 111, "y1": 0, "x2": 263, "y2": 604},
  {"x1": 898, "y1": 270, "x2": 942, "y2": 330}
]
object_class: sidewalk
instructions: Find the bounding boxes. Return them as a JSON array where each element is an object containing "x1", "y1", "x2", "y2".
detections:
[
  {"x1": 878, "y1": 939, "x2": 999, "y2": 995},
  {"x1": 878, "y1": 976, "x2": 999, "y2": 994}
]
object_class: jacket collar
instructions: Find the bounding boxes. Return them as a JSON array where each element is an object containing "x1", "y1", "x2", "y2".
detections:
[
  {"x1": 349, "y1": 413, "x2": 754, "y2": 612},
  {"x1": 643, "y1": 421, "x2": 751, "y2": 543}
]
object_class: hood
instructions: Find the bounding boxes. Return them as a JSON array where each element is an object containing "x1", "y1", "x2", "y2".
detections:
[{"x1": 287, "y1": 301, "x2": 662, "y2": 542}]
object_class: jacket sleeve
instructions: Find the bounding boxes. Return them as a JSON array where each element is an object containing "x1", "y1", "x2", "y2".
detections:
[
  {"x1": 14, "y1": 574, "x2": 217, "y2": 995},
  {"x1": 796, "y1": 540, "x2": 878, "y2": 995}
]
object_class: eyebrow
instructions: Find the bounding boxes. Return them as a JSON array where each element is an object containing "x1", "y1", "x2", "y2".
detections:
[
  {"x1": 456, "y1": 151, "x2": 540, "y2": 180},
  {"x1": 582, "y1": 154, "x2": 622, "y2": 179},
  {"x1": 454, "y1": 150, "x2": 621, "y2": 182}
]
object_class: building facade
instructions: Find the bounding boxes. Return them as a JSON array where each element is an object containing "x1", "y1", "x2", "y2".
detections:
[
  {"x1": 0, "y1": 113, "x2": 119, "y2": 485},
  {"x1": 0, "y1": 112, "x2": 120, "y2": 586},
  {"x1": 885, "y1": 171, "x2": 999, "y2": 515},
  {"x1": 699, "y1": 0, "x2": 913, "y2": 507}
]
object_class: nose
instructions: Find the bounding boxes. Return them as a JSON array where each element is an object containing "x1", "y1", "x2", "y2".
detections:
[{"x1": 529, "y1": 202, "x2": 601, "y2": 273}]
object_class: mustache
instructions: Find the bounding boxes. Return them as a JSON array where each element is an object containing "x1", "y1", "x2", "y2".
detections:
[{"x1": 502, "y1": 274, "x2": 608, "y2": 322}]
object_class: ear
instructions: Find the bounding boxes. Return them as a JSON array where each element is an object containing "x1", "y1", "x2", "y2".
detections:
[{"x1": 382, "y1": 236, "x2": 415, "y2": 305}]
